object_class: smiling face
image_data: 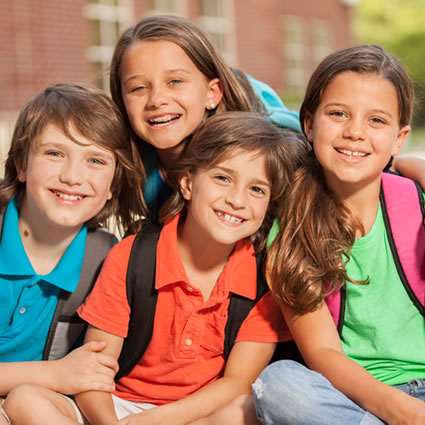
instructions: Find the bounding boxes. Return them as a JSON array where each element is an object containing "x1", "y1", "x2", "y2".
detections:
[
  {"x1": 304, "y1": 71, "x2": 410, "y2": 195},
  {"x1": 120, "y1": 40, "x2": 222, "y2": 158},
  {"x1": 17, "y1": 123, "x2": 116, "y2": 235},
  {"x1": 179, "y1": 149, "x2": 271, "y2": 249}
]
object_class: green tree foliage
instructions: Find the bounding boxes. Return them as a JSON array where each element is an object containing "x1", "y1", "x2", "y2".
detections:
[{"x1": 355, "y1": 0, "x2": 425, "y2": 127}]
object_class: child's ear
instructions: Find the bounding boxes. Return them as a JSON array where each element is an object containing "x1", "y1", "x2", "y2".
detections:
[
  {"x1": 206, "y1": 78, "x2": 223, "y2": 110},
  {"x1": 303, "y1": 113, "x2": 314, "y2": 143},
  {"x1": 179, "y1": 172, "x2": 193, "y2": 201},
  {"x1": 16, "y1": 161, "x2": 27, "y2": 183},
  {"x1": 392, "y1": 124, "x2": 410, "y2": 156}
]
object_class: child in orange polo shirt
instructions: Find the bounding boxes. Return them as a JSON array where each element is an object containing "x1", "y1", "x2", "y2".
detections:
[{"x1": 5, "y1": 112, "x2": 297, "y2": 425}]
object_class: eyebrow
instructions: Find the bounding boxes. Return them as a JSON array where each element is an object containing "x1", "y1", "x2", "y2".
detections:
[
  {"x1": 215, "y1": 165, "x2": 271, "y2": 187},
  {"x1": 123, "y1": 68, "x2": 192, "y2": 85}
]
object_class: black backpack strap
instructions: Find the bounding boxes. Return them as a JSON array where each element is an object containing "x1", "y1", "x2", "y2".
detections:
[
  {"x1": 43, "y1": 228, "x2": 117, "y2": 360},
  {"x1": 223, "y1": 252, "x2": 269, "y2": 359},
  {"x1": 116, "y1": 222, "x2": 161, "y2": 381}
]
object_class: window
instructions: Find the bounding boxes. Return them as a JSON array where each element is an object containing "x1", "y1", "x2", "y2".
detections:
[
  {"x1": 198, "y1": 0, "x2": 233, "y2": 63},
  {"x1": 311, "y1": 19, "x2": 334, "y2": 69},
  {"x1": 282, "y1": 16, "x2": 305, "y2": 93},
  {"x1": 83, "y1": 0, "x2": 132, "y2": 90},
  {"x1": 147, "y1": 0, "x2": 178, "y2": 13}
]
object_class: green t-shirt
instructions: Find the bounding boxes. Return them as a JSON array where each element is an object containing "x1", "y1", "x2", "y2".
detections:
[
  {"x1": 342, "y1": 203, "x2": 425, "y2": 385},
  {"x1": 267, "y1": 201, "x2": 425, "y2": 385}
]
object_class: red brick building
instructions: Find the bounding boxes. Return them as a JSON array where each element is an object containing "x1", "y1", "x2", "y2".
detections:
[{"x1": 0, "y1": 0, "x2": 357, "y2": 158}]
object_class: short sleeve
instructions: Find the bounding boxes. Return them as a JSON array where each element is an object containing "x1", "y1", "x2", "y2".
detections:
[
  {"x1": 77, "y1": 235, "x2": 136, "y2": 338},
  {"x1": 235, "y1": 291, "x2": 291, "y2": 343}
]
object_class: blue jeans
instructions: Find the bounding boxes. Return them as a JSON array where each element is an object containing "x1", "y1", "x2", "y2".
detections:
[{"x1": 253, "y1": 360, "x2": 425, "y2": 425}]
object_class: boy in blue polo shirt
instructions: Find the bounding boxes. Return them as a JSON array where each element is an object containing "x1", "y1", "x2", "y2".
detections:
[{"x1": 0, "y1": 83, "x2": 146, "y2": 425}]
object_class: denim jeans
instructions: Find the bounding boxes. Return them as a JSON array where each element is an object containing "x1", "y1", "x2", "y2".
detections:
[{"x1": 253, "y1": 360, "x2": 425, "y2": 425}]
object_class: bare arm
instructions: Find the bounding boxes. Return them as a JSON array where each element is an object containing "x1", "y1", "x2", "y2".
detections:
[
  {"x1": 115, "y1": 341, "x2": 276, "y2": 425},
  {"x1": 75, "y1": 326, "x2": 124, "y2": 425},
  {"x1": 392, "y1": 155, "x2": 425, "y2": 190},
  {"x1": 0, "y1": 340, "x2": 117, "y2": 396},
  {"x1": 283, "y1": 302, "x2": 425, "y2": 425}
]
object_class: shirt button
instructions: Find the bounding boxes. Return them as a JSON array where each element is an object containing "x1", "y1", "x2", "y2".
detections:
[
  {"x1": 19, "y1": 307, "x2": 26, "y2": 314},
  {"x1": 185, "y1": 338, "x2": 192, "y2": 346},
  {"x1": 187, "y1": 286, "x2": 193, "y2": 292}
]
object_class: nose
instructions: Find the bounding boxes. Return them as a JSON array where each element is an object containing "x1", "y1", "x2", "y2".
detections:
[
  {"x1": 59, "y1": 159, "x2": 84, "y2": 186},
  {"x1": 146, "y1": 85, "x2": 169, "y2": 109},
  {"x1": 225, "y1": 185, "x2": 246, "y2": 210},
  {"x1": 343, "y1": 117, "x2": 366, "y2": 141}
]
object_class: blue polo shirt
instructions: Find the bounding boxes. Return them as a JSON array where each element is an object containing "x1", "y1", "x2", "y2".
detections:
[{"x1": 0, "y1": 197, "x2": 87, "y2": 361}]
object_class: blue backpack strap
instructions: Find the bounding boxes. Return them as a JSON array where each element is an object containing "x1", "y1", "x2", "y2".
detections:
[
  {"x1": 44, "y1": 228, "x2": 117, "y2": 360},
  {"x1": 246, "y1": 74, "x2": 302, "y2": 133},
  {"x1": 116, "y1": 222, "x2": 161, "y2": 381},
  {"x1": 381, "y1": 173, "x2": 425, "y2": 316}
]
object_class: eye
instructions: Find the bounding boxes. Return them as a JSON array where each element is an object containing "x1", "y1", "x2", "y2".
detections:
[
  {"x1": 129, "y1": 85, "x2": 146, "y2": 94},
  {"x1": 214, "y1": 174, "x2": 230, "y2": 184},
  {"x1": 329, "y1": 110, "x2": 346, "y2": 118},
  {"x1": 370, "y1": 117, "x2": 386, "y2": 125},
  {"x1": 88, "y1": 158, "x2": 106, "y2": 165},
  {"x1": 250, "y1": 185, "x2": 267, "y2": 196},
  {"x1": 46, "y1": 150, "x2": 63, "y2": 158},
  {"x1": 169, "y1": 79, "x2": 183, "y2": 86}
]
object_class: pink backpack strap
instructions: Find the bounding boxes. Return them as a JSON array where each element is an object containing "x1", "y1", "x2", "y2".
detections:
[
  {"x1": 381, "y1": 173, "x2": 425, "y2": 315},
  {"x1": 325, "y1": 286, "x2": 345, "y2": 333}
]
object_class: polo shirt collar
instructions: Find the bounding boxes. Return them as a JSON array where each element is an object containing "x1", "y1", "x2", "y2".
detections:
[
  {"x1": 0, "y1": 197, "x2": 87, "y2": 293},
  {"x1": 155, "y1": 214, "x2": 257, "y2": 299}
]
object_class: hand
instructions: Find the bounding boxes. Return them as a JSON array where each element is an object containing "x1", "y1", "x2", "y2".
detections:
[{"x1": 49, "y1": 341, "x2": 118, "y2": 395}]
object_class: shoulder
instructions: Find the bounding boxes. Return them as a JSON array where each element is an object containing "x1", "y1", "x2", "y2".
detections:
[
  {"x1": 237, "y1": 292, "x2": 291, "y2": 343},
  {"x1": 103, "y1": 234, "x2": 136, "y2": 268}
]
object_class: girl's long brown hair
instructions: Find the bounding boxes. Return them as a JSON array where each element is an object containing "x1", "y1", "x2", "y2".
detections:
[
  {"x1": 266, "y1": 148, "x2": 359, "y2": 314},
  {"x1": 267, "y1": 45, "x2": 414, "y2": 314}
]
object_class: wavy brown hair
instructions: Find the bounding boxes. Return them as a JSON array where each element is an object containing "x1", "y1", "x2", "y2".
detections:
[
  {"x1": 267, "y1": 45, "x2": 414, "y2": 314},
  {"x1": 160, "y1": 111, "x2": 299, "y2": 253},
  {"x1": 0, "y1": 83, "x2": 147, "y2": 235},
  {"x1": 110, "y1": 14, "x2": 252, "y2": 152}
]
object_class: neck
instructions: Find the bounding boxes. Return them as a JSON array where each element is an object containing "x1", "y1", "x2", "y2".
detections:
[
  {"x1": 157, "y1": 142, "x2": 186, "y2": 172},
  {"x1": 328, "y1": 177, "x2": 381, "y2": 238},
  {"x1": 18, "y1": 199, "x2": 82, "y2": 275},
  {"x1": 177, "y1": 215, "x2": 235, "y2": 300}
]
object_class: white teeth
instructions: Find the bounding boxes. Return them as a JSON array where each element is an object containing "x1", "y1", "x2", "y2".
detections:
[
  {"x1": 216, "y1": 211, "x2": 243, "y2": 223},
  {"x1": 148, "y1": 114, "x2": 180, "y2": 125},
  {"x1": 337, "y1": 148, "x2": 367, "y2": 157},
  {"x1": 54, "y1": 192, "x2": 83, "y2": 201}
]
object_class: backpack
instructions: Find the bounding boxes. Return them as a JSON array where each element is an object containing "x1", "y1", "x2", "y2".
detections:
[
  {"x1": 326, "y1": 173, "x2": 425, "y2": 334},
  {"x1": 116, "y1": 222, "x2": 269, "y2": 380},
  {"x1": 0, "y1": 213, "x2": 117, "y2": 360}
]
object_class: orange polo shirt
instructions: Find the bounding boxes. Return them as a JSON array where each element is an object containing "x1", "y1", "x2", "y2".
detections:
[{"x1": 78, "y1": 214, "x2": 289, "y2": 405}]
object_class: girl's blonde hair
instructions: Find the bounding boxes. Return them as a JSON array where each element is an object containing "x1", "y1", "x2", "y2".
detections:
[
  {"x1": 0, "y1": 83, "x2": 147, "y2": 235},
  {"x1": 110, "y1": 14, "x2": 253, "y2": 150},
  {"x1": 160, "y1": 111, "x2": 299, "y2": 252},
  {"x1": 267, "y1": 45, "x2": 414, "y2": 314}
]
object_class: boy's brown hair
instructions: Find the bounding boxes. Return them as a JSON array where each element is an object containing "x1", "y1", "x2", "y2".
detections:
[{"x1": 0, "y1": 83, "x2": 147, "y2": 234}]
